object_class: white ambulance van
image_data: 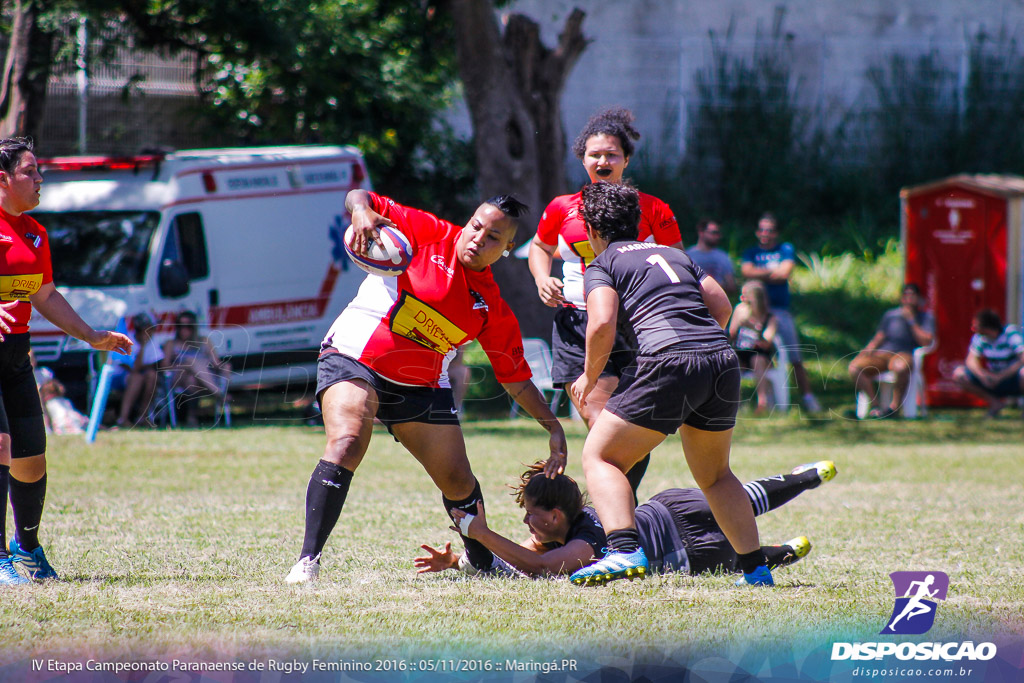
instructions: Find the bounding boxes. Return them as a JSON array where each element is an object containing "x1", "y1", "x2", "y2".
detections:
[{"x1": 30, "y1": 145, "x2": 372, "y2": 393}]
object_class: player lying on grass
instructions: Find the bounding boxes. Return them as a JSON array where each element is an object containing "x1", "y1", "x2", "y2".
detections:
[{"x1": 414, "y1": 461, "x2": 836, "y2": 580}]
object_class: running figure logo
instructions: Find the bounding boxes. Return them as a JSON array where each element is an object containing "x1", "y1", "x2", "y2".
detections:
[{"x1": 882, "y1": 571, "x2": 948, "y2": 635}]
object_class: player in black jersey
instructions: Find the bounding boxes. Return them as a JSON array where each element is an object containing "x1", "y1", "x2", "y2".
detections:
[
  {"x1": 414, "y1": 460, "x2": 836, "y2": 579},
  {"x1": 568, "y1": 182, "x2": 774, "y2": 587}
]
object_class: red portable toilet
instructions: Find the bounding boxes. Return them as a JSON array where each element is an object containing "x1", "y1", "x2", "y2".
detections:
[{"x1": 902, "y1": 175, "x2": 1024, "y2": 407}]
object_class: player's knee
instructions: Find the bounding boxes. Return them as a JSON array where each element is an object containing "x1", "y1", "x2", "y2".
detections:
[
  {"x1": 323, "y1": 431, "x2": 364, "y2": 465},
  {"x1": 0, "y1": 434, "x2": 10, "y2": 463}
]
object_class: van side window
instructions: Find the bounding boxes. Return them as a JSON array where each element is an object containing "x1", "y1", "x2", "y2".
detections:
[{"x1": 164, "y1": 213, "x2": 209, "y2": 280}]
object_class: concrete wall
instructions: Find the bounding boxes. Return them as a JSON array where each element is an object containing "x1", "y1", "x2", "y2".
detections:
[{"x1": 497, "y1": 0, "x2": 1024, "y2": 183}]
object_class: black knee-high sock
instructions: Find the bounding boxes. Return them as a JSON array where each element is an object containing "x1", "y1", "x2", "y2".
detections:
[
  {"x1": 443, "y1": 479, "x2": 493, "y2": 570},
  {"x1": 737, "y1": 548, "x2": 768, "y2": 574},
  {"x1": 300, "y1": 460, "x2": 353, "y2": 560},
  {"x1": 625, "y1": 454, "x2": 651, "y2": 507},
  {"x1": 606, "y1": 528, "x2": 640, "y2": 554},
  {"x1": 0, "y1": 466, "x2": 8, "y2": 559},
  {"x1": 743, "y1": 469, "x2": 821, "y2": 517},
  {"x1": 9, "y1": 474, "x2": 45, "y2": 551}
]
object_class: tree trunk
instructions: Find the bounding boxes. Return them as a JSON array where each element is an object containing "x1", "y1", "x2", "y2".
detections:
[
  {"x1": 445, "y1": 1, "x2": 588, "y2": 340},
  {"x1": 0, "y1": 0, "x2": 54, "y2": 140}
]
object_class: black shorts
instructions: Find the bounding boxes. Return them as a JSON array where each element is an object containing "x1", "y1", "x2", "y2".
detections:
[
  {"x1": 964, "y1": 368, "x2": 1023, "y2": 398},
  {"x1": 550, "y1": 306, "x2": 635, "y2": 385},
  {"x1": 0, "y1": 333, "x2": 46, "y2": 458},
  {"x1": 316, "y1": 351, "x2": 460, "y2": 429},
  {"x1": 735, "y1": 347, "x2": 771, "y2": 370},
  {"x1": 604, "y1": 342, "x2": 741, "y2": 435},
  {"x1": 650, "y1": 488, "x2": 737, "y2": 575}
]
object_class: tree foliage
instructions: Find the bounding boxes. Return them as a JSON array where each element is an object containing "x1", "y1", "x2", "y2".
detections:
[{"x1": 1, "y1": 0, "x2": 475, "y2": 214}]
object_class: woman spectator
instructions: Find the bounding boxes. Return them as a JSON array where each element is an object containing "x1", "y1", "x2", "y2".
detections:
[
  {"x1": 113, "y1": 312, "x2": 164, "y2": 428},
  {"x1": 162, "y1": 311, "x2": 229, "y2": 427},
  {"x1": 729, "y1": 281, "x2": 779, "y2": 414}
]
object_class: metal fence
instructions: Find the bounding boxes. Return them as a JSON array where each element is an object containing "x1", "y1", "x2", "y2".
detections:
[{"x1": 37, "y1": 22, "x2": 210, "y2": 157}]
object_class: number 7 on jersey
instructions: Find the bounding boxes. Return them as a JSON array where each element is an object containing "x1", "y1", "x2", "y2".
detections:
[{"x1": 646, "y1": 254, "x2": 680, "y2": 283}]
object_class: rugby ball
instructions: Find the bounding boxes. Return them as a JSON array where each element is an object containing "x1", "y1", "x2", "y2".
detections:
[{"x1": 344, "y1": 224, "x2": 414, "y2": 276}]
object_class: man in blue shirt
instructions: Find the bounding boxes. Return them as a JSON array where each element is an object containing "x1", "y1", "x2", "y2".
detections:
[{"x1": 741, "y1": 213, "x2": 821, "y2": 412}]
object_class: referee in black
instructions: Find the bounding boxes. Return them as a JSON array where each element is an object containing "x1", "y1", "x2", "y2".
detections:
[{"x1": 568, "y1": 181, "x2": 773, "y2": 587}]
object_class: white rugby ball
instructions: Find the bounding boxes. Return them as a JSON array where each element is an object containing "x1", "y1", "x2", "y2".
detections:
[{"x1": 344, "y1": 224, "x2": 414, "y2": 276}]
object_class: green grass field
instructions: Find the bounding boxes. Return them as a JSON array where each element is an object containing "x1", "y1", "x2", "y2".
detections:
[{"x1": 4, "y1": 412, "x2": 1022, "y2": 669}]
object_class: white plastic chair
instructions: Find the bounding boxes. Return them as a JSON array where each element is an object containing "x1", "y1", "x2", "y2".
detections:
[{"x1": 856, "y1": 343, "x2": 935, "y2": 419}]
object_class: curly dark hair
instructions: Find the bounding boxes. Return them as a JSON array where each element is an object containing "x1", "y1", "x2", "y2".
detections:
[
  {"x1": 0, "y1": 137, "x2": 34, "y2": 175},
  {"x1": 510, "y1": 461, "x2": 586, "y2": 521},
  {"x1": 571, "y1": 107, "x2": 641, "y2": 160},
  {"x1": 579, "y1": 181, "x2": 641, "y2": 243}
]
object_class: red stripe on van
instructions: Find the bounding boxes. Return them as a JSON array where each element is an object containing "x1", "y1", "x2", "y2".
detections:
[{"x1": 208, "y1": 263, "x2": 341, "y2": 328}]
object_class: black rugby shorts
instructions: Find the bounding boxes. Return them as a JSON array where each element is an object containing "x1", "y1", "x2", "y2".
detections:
[
  {"x1": 604, "y1": 342, "x2": 741, "y2": 435},
  {"x1": 550, "y1": 306, "x2": 636, "y2": 385},
  {"x1": 0, "y1": 333, "x2": 46, "y2": 458},
  {"x1": 316, "y1": 350, "x2": 460, "y2": 429}
]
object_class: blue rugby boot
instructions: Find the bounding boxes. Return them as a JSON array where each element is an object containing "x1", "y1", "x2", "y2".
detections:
[
  {"x1": 10, "y1": 539, "x2": 58, "y2": 581},
  {"x1": 736, "y1": 564, "x2": 775, "y2": 587},
  {"x1": 0, "y1": 556, "x2": 30, "y2": 586},
  {"x1": 570, "y1": 548, "x2": 648, "y2": 586}
]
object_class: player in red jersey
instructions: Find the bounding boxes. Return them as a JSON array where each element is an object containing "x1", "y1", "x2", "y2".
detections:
[
  {"x1": 286, "y1": 189, "x2": 568, "y2": 584},
  {"x1": 528, "y1": 107, "x2": 682, "y2": 503},
  {"x1": 0, "y1": 138, "x2": 132, "y2": 585}
]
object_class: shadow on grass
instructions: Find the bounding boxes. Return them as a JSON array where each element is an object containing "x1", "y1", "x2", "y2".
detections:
[{"x1": 463, "y1": 411, "x2": 1021, "y2": 447}]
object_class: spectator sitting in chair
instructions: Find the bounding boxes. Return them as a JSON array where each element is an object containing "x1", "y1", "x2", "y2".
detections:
[
  {"x1": 162, "y1": 311, "x2": 229, "y2": 427},
  {"x1": 29, "y1": 351, "x2": 87, "y2": 435},
  {"x1": 952, "y1": 309, "x2": 1024, "y2": 418},
  {"x1": 729, "y1": 281, "x2": 779, "y2": 415},
  {"x1": 112, "y1": 312, "x2": 163, "y2": 428},
  {"x1": 848, "y1": 283, "x2": 934, "y2": 419}
]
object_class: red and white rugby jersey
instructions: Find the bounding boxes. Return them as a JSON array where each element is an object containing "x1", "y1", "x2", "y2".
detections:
[
  {"x1": 0, "y1": 208, "x2": 52, "y2": 334},
  {"x1": 322, "y1": 193, "x2": 531, "y2": 387},
  {"x1": 534, "y1": 189, "x2": 680, "y2": 309}
]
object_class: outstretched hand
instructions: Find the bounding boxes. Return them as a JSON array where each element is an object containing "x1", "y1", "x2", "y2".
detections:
[
  {"x1": 414, "y1": 541, "x2": 458, "y2": 573},
  {"x1": 89, "y1": 331, "x2": 133, "y2": 354}
]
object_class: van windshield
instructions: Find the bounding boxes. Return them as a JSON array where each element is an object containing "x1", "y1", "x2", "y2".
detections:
[{"x1": 31, "y1": 211, "x2": 160, "y2": 287}]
